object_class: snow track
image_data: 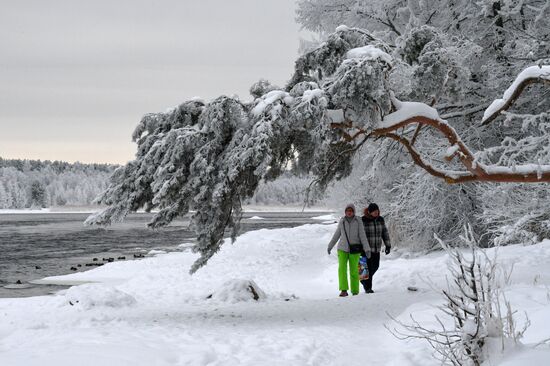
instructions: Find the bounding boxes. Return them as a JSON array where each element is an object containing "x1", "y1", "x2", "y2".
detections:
[{"x1": 1, "y1": 224, "x2": 549, "y2": 365}]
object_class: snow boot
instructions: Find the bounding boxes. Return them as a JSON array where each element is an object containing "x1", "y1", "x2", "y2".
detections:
[{"x1": 339, "y1": 290, "x2": 348, "y2": 297}]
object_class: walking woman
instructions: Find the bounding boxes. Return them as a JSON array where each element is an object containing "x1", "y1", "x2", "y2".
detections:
[
  {"x1": 327, "y1": 204, "x2": 371, "y2": 297},
  {"x1": 361, "y1": 203, "x2": 391, "y2": 294}
]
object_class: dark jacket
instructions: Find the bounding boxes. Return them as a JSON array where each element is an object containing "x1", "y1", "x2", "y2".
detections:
[{"x1": 362, "y1": 215, "x2": 391, "y2": 253}]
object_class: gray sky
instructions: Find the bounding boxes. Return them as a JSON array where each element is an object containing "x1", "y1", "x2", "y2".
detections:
[{"x1": 0, "y1": 0, "x2": 302, "y2": 164}]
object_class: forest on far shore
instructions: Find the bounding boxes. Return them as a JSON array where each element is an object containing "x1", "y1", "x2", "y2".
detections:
[
  {"x1": 0, "y1": 158, "x2": 316, "y2": 209},
  {"x1": 0, "y1": 158, "x2": 117, "y2": 209}
]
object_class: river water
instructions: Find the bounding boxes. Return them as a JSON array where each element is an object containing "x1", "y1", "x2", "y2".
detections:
[{"x1": 0, "y1": 211, "x2": 331, "y2": 298}]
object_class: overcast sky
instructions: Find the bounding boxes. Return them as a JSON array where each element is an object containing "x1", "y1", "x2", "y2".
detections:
[{"x1": 0, "y1": 0, "x2": 302, "y2": 164}]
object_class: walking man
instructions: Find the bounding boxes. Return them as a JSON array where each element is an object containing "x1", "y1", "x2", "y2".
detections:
[{"x1": 361, "y1": 203, "x2": 391, "y2": 294}]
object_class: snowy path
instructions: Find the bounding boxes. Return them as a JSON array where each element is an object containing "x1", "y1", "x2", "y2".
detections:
[{"x1": 1, "y1": 224, "x2": 549, "y2": 365}]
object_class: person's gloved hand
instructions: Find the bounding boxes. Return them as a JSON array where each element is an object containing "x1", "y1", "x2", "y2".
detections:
[
  {"x1": 385, "y1": 247, "x2": 391, "y2": 255},
  {"x1": 327, "y1": 248, "x2": 331, "y2": 255}
]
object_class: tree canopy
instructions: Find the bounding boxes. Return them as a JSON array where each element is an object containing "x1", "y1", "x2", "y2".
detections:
[{"x1": 88, "y1": 1, "x2": 550, "y2": 271}]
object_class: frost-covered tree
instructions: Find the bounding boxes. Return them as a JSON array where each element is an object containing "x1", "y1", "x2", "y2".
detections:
[
  {"x1": 87, "y1": 87, "x2": 334, "y2": 271},
  {"x1": 87, "y1": 22, "x2": 549, "y2": 271},
  {"x1": 476, "y1": 182, "x2": 550, "y2": 245},
  {"x1": 0, "y1": 182, "x2": 12, "y2": 208},
  {"x1": 29, "y1": 180, "x2": 47, "y2": 208},
  {"x1": 298, "y1": 0, "x2": 550, "y2": 247}
]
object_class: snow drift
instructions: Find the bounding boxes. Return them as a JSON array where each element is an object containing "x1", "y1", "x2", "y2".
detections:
[
  {"x1": 206, "y1": 279, "x2": 267, "y2": 303},
  {"x1": 64, "y1": 283, "x2": 137, "y2": 310}
]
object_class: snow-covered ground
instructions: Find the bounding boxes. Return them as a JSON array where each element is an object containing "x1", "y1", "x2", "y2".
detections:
[
  {"x1": 242, "y1": 205, "x2": 331, "y2": 212},
  {"x1": 311, "y1": 214, "x2": 337, "y2": 221},
  {"x1": 1, "y1": 223, "x2": 549, "y2": 366}
]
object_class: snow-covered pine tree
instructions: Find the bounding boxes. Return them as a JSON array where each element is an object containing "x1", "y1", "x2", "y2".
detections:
[
  {"x1": 86, "y1": 83, "x2": 335, "y2": 272},
  {"x1": 88, "y1": 19, "x2": 549, "y2": 271},
  {"x1": 29, "y1": 180, "x2": 47, "y2": 208}
]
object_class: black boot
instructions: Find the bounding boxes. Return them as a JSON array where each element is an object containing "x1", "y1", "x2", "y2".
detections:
[
  {"x1": 362, "y1": 276, "x2": 376, "y2": 293},
  {"x1": 361, "y1": 279, "x2": 371, "y2": 293}
]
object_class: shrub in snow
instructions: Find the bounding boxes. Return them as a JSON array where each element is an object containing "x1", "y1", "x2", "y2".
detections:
[
  {"x1": 206, "y1": 279, "x2": 266, "y2": 304},
  {"x1": 388, "y1": 227, "x2": 529, "y2": 366},
  {"x1": 64, "y1": 283, "x2": 137, "y2": 310}
]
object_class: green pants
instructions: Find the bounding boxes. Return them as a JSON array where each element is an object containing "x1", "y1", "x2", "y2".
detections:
[{"x1": 338, "y1": 250, "x2": 360, "y2": 294}]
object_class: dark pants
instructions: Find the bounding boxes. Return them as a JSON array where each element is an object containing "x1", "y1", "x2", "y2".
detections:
[{"x1": 361, "y1": 252, "x2": 380, "y2": 291}]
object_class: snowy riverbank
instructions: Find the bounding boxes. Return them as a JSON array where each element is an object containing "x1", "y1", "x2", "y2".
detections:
[{"x1": 1, "y1": 223, "x2": 549, "y2": 365}]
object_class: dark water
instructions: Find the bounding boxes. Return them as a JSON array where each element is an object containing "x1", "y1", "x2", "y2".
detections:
[{"x1": 0, "y1": 211, "x2": 329, "y2": 298}]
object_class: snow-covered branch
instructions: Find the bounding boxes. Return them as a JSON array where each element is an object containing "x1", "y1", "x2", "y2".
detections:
[
  {"x1": 481, "y1": 65, "x2": 550, "y2": 125},
  {"x1": 334, "y1": 65, "x2": 550, "y2": 183}
]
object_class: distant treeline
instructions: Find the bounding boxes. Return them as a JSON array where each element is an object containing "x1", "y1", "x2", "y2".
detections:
[
  {"x1": 0, "y1": 158, "x2": 318, "y2": 209},
  {"x1": 246, "y1": 174, "x2": 318, "y2": 206},
  {"x1": 0, "y1": 158, "x2": 118, "y2": 209}
]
